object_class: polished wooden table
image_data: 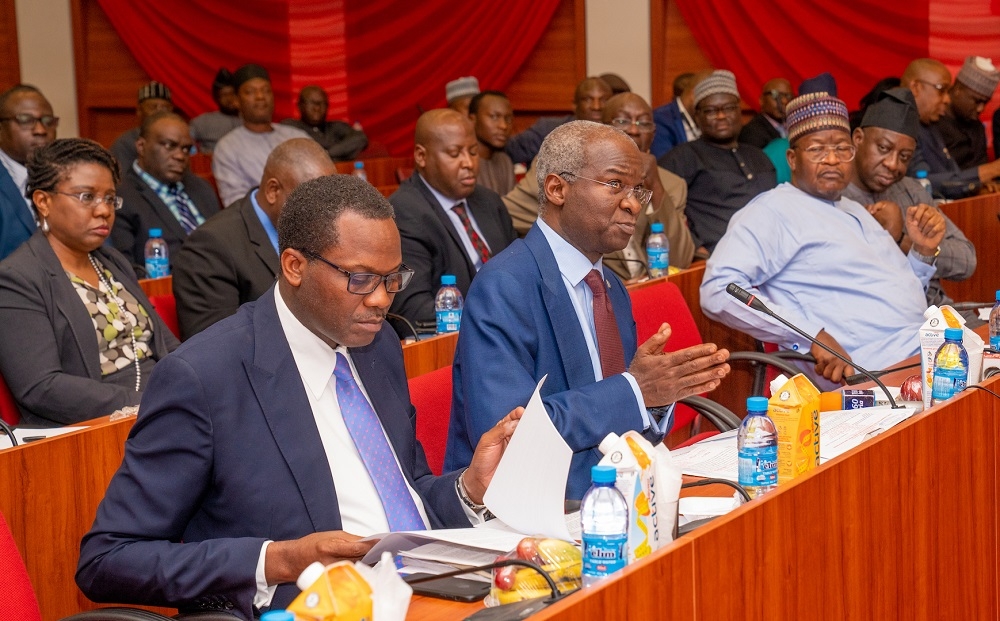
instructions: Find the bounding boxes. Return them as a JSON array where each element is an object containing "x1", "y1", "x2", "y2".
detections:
[{"x1": 940, "y1": 192, "x2": 1000, "y2": 304}]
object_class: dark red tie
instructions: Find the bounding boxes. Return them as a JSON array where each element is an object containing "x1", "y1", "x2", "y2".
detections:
[
  {"x1": 584, "y1": 270, "x2": 626, "y2": 378},
  {"x1": 452, "y1": 202, "x2": 491, "y2": 265}
]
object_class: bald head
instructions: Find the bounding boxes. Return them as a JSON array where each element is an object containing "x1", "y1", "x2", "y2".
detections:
[
  {"x1": 414, "y1": 108, "x2": 479, "y2": 199},
  {"x1": 258, "y1": 138, "x2": 337, "y2": 221},
  {"x1": 602, "y1": 93, "x2": 655, "y2": 152},
  {"x1": 573, "y1": 77, "x2": 612, "y2": 122},
  {"x1": 902, "y1": 59, "x2": 953, "y2": 123},
  {"x1": 760, "y1": 78, "x2": 793, "y2": 121}
]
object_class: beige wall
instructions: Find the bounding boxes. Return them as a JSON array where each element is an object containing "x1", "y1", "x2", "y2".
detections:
[
  {"x1": 15, "y1": 0, "x2": 79, "y2": 137},
  {"x1": 585, "y1": 0, "x2": 652, "y2": 104}
]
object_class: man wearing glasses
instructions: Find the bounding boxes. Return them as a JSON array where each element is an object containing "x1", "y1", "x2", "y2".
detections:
[
  {"x1": 78, "y1": 174, "x2": 523, "y2": 619},
  {"x1": 738, "y1": 78, "x2": 793, "y2": 149},
  {"x1": 659, "y1": 70, "x2": 777, "y2": 258},
  {"x1": 0, "y1": 84, "x2": 57, "y2": 260},
  {"x1": 702, "y1": 93, "x2": 944, "y2": 388},
  {"x1": 446, "y1": 120, "x2": 732, "y2": 499}
]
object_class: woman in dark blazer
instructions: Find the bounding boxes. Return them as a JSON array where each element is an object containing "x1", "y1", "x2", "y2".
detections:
[{"x1": 0, "y1": 138, "x2": 179, "y2": 426}]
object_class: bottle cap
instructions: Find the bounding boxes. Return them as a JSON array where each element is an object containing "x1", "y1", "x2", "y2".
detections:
[
  {"x1": 296, "y1": 560, "x2": 326, "y2": 591},
  {"x1": 995, "y1": 289, "x2": 1000, "y2": 301},
  {"x1": 591, "y1": 464, "x2": 617, "y2": 484},
  {"x1": 746, "y1": 396, "x2": 769, "y2": 412},
  {"x1": 916, "y1": 169, "x2": 928, "y2": 179},
  {"x1": 148, "y1": 228, "x2": 162, "y2": 237},
  {"x1": 944, "y1": 327, "x2": 964, "y2": 341},
  {"x1": 598, "y1": 432, "x2": 620, "y2": 455},
  {"x1": 650, "y1": 222, "x2": 664, "y2": 233},
  {"x1": 441, "y1": 274, "x2": 457, "y2": 286},
  {"x1": 354, "y1": 161, "x2": 364, "y2": 169},
  {"x1": 260, "y1": 612, "x2": 296, "y2": 621},
  {"x1": 819, "y1": 391, "x2": 843, "y2": 412}
]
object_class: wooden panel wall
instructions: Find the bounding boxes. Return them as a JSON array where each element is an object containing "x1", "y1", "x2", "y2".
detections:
[
  {"x1": 0, "y1": 0, "x2": 21, "y2": 92},
  {"x1": 650, "y1": 0, "x2": 714, "y2": 108}
]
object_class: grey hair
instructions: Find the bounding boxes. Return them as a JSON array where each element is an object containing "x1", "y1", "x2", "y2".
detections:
[{"x1": 534, "y1": 120, "x2": 627, "y2": 210}]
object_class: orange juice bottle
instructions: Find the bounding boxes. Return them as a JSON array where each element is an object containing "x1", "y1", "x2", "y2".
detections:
[{"x1": 286, "y1": 561, "x2": 373, "y2": 621}]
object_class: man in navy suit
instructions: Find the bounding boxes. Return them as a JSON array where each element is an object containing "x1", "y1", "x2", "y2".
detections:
[
  {"x1": 0, "y1": 84, "x2": 57, "y2": 261},
  {"x1": 445, "y1": 121, "x2": 731, "y2": 499},
  {"x1": 77, "y1": 175, "x2": 522, "y2": 619},
  {"x1": 651, "y1": 70, "x2": 710, "y2": 159}
]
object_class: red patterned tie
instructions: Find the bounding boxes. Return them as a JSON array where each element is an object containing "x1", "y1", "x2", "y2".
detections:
[
  {"x1": 452, "y1": 202, "x2": 492, "y2": 265},
  {"x1": 583, "y1": 270, "x2": 626, "y2": 378}
]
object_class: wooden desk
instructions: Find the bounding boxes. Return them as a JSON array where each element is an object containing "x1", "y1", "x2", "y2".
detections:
[
  {"x1": 402, "y1": 333, "x2": 458, "y2": 379},
  {"x1": 138, "y1": 275, "x2": 172, "y2": 298},
  {"x1": 940, "y1": 192, "x2": 1000, "y2": 304}
]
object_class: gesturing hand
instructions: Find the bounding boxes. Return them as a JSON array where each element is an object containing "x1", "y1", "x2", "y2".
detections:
[
  {"x1": 265, "y1": 531, "x2": 375, "y2": 585},
  {"x1": 904, "y1": 204, "x2": 945, "y2": 256},
  {"x1": 810, "y1": 329, "x2": 854, "y2": 384},
  {"x1": 628, "y1": 323, "x2": 730, "y2": 407}
]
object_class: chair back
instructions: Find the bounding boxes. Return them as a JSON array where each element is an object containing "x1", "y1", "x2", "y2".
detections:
[
  {"x1": 408, "y1": 365, "x2": 453, "y2": 475},
  {"x1": 0, "y1": 369, "x2": 20, "y2": 425},
  {"x1": 148, "y1": 294, "x2": 180, "y2": 340},
  {"x1": 0, "y1": 511, "x2": 43, "y2": 621}
]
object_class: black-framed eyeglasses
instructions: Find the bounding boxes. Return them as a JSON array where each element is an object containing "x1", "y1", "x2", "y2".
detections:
[
  {"x1": 609, "y1": 118, "x2": 655, "y2": 133},
  {"x1": 763, "y1": 90, "x2": 792, "y2": 102},
  {"x1": 697, "y1": 103, "x2": 741, "y2": 117},
  {"x1": 559, "y1": 171, "x2": 653, "y2": 205},
  {"x1": 794, "y1": 144, "x2": 857, "y2": 163},
  {"x1": 301, "y1": 250, "x2": 414, "y2": 294},
  {"x1": 916, "y1": 79, "x2": 949, "y2": 93},
  {"x1": 49, "y1": 191, "x2": 123, "y2": 210},
  {"x1": 0, "y1": 114, "x2": 59, "y2": 129}
]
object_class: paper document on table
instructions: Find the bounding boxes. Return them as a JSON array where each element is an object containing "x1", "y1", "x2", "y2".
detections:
[
  {"x1": 361, "y1": 527, "x2": 525, "y2": 564},
  {"x1": 479, "y1": 511, "x2": 582, "y2": 542},
  {"x1": 669, "y1": 430, "x2": 739, "y2": 481},
  {"x1": 0, "y1": 426, "x2": 87, "y2": 450},
  {"x1": 483, "y1": 375, "x2": 575, "y2": 541},
  {"x1": 819, "y1": 406, "x2": 916, "y2": 462},
  {"x1": 398, "y1": 541, "x2": 500, "y2": 568}
]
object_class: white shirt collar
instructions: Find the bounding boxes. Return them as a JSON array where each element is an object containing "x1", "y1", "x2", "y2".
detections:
[
  {"x1": 0, "y1": 149, "x2": 28, "y2": 195},
  {"x1": 274, "y1": 285, "x2": 345, "y2": 400},
  {"x1": 536, "y1": 218, "x2": 603, "y2": 287}
]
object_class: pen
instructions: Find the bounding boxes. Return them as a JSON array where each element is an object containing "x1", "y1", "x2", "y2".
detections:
[{"x1": 22, "y1": 436, "x2": 46, "y2": 443}]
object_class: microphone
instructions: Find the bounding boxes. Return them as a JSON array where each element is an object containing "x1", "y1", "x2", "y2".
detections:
[
  {"x1": 725, "y1": 283, "x2": 901, "y2": 409},
  {"x1": 386, "y1": 312, "x2": 420, "y2": 341},
  {"x1": 843, "y1": 361, "x2": 921, "y2": 386}
]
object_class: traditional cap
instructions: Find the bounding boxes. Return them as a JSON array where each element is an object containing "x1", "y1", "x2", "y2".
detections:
[
  {"x1": 233, "y1": 64, "x2": 271, "y2": 90},
  {"x1": 798, "y1": 72, "x2": 837, "y2": 97},
  {"x1": 693, "y1": 70, "x2": 740, "y2": 108},
  {"x1": 137, "y1": 81, "x2": 171, "y2": 104},
  {"x1": 212, "y1": 68, "x2": 235, "y2": 90},
  {"x1": 859, "y1": 87, "x2": 920, "y2": 140},
  {"x1": 785, "y1": 92, "x2": 850, "y2": 144},
  {"x1": 956, "y1": 56, "x2": 1000, "y2": 98},
  {"x1": 445, "y1": 76, "x2": 480, "y2": 104}
]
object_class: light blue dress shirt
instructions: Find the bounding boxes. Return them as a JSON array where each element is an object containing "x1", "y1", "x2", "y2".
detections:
[{"x1": 249, "y1": 189, "x2": 279, "y2": 254}]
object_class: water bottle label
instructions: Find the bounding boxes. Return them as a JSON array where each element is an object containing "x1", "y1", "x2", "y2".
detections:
[
  {"x1": 647, "y1": 248, "x2": 668, "y2": 271},
  {"x1": 581, "y1": 533, "x2": 627, "y2": 578},
  {"x1": 991, "y1": 336, "x2": 1000, "y2": 351},
  {"x1": 738, "y1": 445, "x2": 777, "y2": 488},
  {"x1": 436, "y1": 309, "x2": 461, "y2": 333},
  {"x1": 931, "y1": 367, "x2": 967, "y2": 402},
  {"x1": 144, "y1": 257, "x2": 170, "y2": 279}
]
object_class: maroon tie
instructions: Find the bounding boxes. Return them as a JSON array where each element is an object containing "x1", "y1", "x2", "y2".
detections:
[
  {"x1": 452, "y1": 202, "x2": 491, "y2": 265},
  {"x1": 583, "y1": 270, "x2": 626, "y2": 378}
]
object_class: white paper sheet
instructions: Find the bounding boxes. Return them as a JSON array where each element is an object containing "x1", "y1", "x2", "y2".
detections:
[
  {"x1": 0, "y1": 426, "x2": 87, "y2": 451},
  {"x1": 361, "y1": 527, "x2": 525, "y2": 564}
]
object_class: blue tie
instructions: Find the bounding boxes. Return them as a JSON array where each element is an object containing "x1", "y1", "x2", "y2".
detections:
[
  {"x1": 334, "y1": 353, "x2": 425, "y2": 531},
  {"x1": 168, "y1": 185, "x2": 203, "y2": 234}
]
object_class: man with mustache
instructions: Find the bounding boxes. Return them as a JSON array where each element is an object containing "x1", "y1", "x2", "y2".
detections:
[
  {"x1": 388, "y1": 108, "x2": 516, "y2": 333},
  {"x1": 112, "y1": 112, "x2": 220, "y2": 274},
  {"x1": 702, "y1": 93, "x2": 944, "y2": 387},
  {"x1": 658, "y1": 70, "x2": 776, "y2": 258}
]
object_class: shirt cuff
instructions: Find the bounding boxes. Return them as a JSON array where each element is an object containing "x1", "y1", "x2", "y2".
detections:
[
  {"x1": 906, "y1": 250, "x2": 938, "y2": 285},
  {"x1": 623, "y1": 372, "x2": 650, "y2": 428},
  {"x1": 254, "y1": 540, "x2": 278, "y2": 610}
]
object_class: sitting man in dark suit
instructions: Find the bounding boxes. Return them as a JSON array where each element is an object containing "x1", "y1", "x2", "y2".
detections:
[
  {"x1": 651, "y1": 70, "x2": 711, "y2": 158},
  {"x1": 281, "y1": 85, "x2": 368, "y2": 161},
  {"x1": 389, "y1": 108, "x2": 517, "y2": 332},
  {"x1": 77, "y1": 174, "x2": 523, "y2": 619},
  {"x1": 0, "y1": 84, "x2": 57, "y2": 261},
  {"x1": 173, "y1": 138, "x2": 337, "y2": 340},
  {"x1": 738, "y1": 77, "x2": 792, "y2": 149},
  {"x1": 444, "y1": 120, "x2": 731, "y2": 499},
  {"x1": 111, "y1": 112, "x2": 220, "y2": 273}
]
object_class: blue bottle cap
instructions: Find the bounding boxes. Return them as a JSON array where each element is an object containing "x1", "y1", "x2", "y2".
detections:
[
  {"x1": 943, "y1": 327, "x2": 963, "y2": 341},
  {"x1": 260, "y1": 612, "x2": 295, "y2": 621},
  {"x1": 148, "y1": 228, "x2": 162, "y2": 237},
  {"x1": 650, "y1": 222, "x2": 664, "y2": 233},
  {"x1": 591, "y1": 464, "x2": 617, "y2": 484},
  {"x1": 354, "y1": 161, "x2": 364, "y2": 169},
  {"x1": 916, "y1": 169, "x2": 928, "y2": 179},
  {"x1": 441, "y1": 274, "x2": 457, "y2": 286},
  {"x1": 995, "y1": 289, "x2": 1000, "y2": 301},
  {"x1": 747, "y1": 396, "x2": 769, "y2": 412}
]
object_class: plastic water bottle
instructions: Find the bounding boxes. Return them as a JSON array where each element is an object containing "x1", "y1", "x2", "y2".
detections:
[
  {"x1": 915, "y1": 169, "x2": 933, "y2": 196},
  {"x1": 989, "y1": 289, "x2": 1000, "y2": 351},
  {"x1": 580, "y1": 464, "x2": 628, "y2": 588},
  {"x1": 434, "y1": 274, "x2": 463, "y2": 334},
  {"x1": 646, "y1": 222, "x2": 669, "y2": 278},
  {"x1": 352, "y1": 161, "x2": 368, "y2": 182},
  {"x1": 931, "y1": 327, "x2": 969, "y2": 405},
  {"x1": 144, "y1": 228, "x2": 170, "y2": 278},
  {"x1": 737, "y1": 396, "x2": 778, "y2": 499}
]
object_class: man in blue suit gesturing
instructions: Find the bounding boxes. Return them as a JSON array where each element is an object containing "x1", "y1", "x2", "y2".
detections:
[
  {"x1": 445, "y1": 120, "x2": 731, "y2": 499},
  {"x1": 77, "y1": 175, "x2": 522, "y2": 619}
]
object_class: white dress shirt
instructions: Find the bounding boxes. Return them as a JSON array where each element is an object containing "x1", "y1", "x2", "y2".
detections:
[{"x1": 418, "y1": 173, "x2": 491, "y2": 270}]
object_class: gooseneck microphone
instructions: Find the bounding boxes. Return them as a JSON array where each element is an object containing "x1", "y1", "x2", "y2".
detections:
[{"x1": 725, "y1": 283, "x2": 901, "y2": 409}]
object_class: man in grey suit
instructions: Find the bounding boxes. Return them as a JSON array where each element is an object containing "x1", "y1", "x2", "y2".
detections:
[
  {"x1": 172, "y1": 138, "x2": 338, "y2": 340},
  {"x1": 112, "y1": 112, "x2": 220, "y2": 272}
]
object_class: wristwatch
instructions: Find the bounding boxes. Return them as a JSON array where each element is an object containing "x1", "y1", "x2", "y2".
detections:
[
  {"x1": 911, "y1": 245, "x2": 941, "y2": 265},
  {"x1": 456, "y1": 471, "x2": 495, "y2": 520}
]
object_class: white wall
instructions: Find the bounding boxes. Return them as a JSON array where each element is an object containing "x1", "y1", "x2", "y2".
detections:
[
  {"x1": 585, "y1": 0, "x2": 652, "y2": 103},
  {"x1": 15, "y1": 0, "x2": 79, "y2": 137}
]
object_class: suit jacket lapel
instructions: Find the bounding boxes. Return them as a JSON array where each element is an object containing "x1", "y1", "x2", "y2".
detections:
[
  {"x1": 239, "y1": 196, "x2": 279, "y2": 277},
  {"x1": 0, "y1": 165, "x2": 35, "y2": 235},
  {"x1": 411, "y1": 176, "x2": 476, "y2": 278},
  {"x1": 465, "y1": 193, "x2": 503, "y2": 253},
  {"x1": 129, "y1": 169, "x2": 188, "y2": 241}
]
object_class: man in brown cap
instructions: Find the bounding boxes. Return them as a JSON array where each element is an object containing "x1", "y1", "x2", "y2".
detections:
[{"x1": 937, "y1": 56, "x2": 1000, "y2": 168}]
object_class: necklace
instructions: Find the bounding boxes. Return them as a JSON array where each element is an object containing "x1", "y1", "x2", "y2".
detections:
[{"x1": 87, "y1": 254, "x2": 142, "y2": 392}]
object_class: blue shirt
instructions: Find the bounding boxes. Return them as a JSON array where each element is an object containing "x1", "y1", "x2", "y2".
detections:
[
  {"x1": 250, "y1": 190, "x2": 279, "y2": 253},
  {"x1": 133, "y1": 161, "x2": 205, "y2": 227},
  {"x1": 701, "y1": 183, "x2": 935, "y2": 384}
]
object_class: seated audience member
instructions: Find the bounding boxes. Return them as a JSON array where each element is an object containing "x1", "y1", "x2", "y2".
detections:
[
  {"x1": 469, "y1": 90, "x2": 516, "y2": 195},
  {"x1": 904, "y1": 58, "x2": 1000, "y2": 198},
  {"x1": 505, "y1": 77, "x2": 612, "y2": 165},
  {"x1": 173, "y1": 138, "x2": 337, "y2": 340},
  {"x1": 389, "y1": 109, "x2": 516, "y2": 331},
  {"x1": 651, "y1": 70, "x2": 711, "y2": 158},
  {"x1": 739, "y1": 78, "x2": 792, "y2": 149},
  {"x1": 599, "y1": 72, "x2": 631, "y2": 95},
  {"x1": 843, "y1": 87, "x2": 976, "y2": 312},
  {"x1": 77, "y1": 175, "x2": 522, "y2": 619},
  {"x1": 659, "y1": 70, "x2": 777, "y2": 257},
  {"x1": 281, "y1": 86, "x2": 368, "y2": 161},
  {"x1": 762, "y1": 72, "x2": 838, "y2": 184},
  {"x1": 0, "y1": 139, "x2": 178, "y2": 426},
  {"x1": 212, "y1": 65, "x2": 309, "y2": 206},
  {"x1": 189, "y1": 68, "x2": 242, "y2": 154},
  {"x1": 937, "y1": 56, "x2": 999, "y2": 168},
  {"x1": 446, "y1": 76, "x2": 480, "y2": 116},
  {"x1": 701, "y1": 93, "x2": 944, "y2": 387},
  {"x1": 110, "y1": 82, "x2": 173, "y2": 170},
  {"x1": 503, "y1": 92, "x2": 695, "y2": 274},
  {"x1": 0, "y1": 84, "x2": 57, "y2": 261},
  {"x1": 112, "y1": 112, "x2": 221, "y2": 272}
]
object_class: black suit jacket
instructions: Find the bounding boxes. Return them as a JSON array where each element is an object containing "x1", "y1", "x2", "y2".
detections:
[
  {"x1": 112, "y1": 166, "x2": 221, "y2": 272},
  {"x1": 173, "y1": 192, "x2": 279, "y2": 340},
  {"x1": 389, "y1": 175, "x2": 516, "y2": 328},
  {"x1": 738, "y1": 113, "x2": 782, "y2": 149}
]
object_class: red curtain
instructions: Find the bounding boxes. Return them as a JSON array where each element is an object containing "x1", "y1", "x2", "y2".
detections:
[{"x1": 93, "y1": 0, "x2": 561, "y2": 155}]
